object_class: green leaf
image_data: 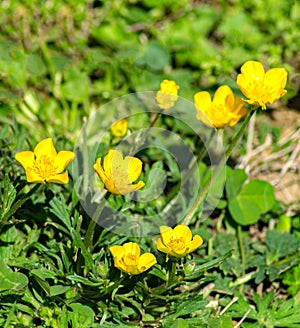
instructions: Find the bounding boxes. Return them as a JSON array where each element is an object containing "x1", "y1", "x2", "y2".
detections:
[
  {"x1": 225, "y1": 167, "x2": 247, "y2": 199},
  {"x1": 266, "y1": 230, "x2": 299, "y2": 264},
  {"x1": 50, "y1": 285, "x2": 71, "y2": 296},
  {"x1": 185, "y1": 250, "x2": 232, "y2": 280},
  {"x1": 172, "y1": 295, "x2": 208, "y2": 319},
  {"x1": 26, "y1": 54, "x2": 47, "y2": 76},
  {"x1": 49, "y1": 195, "x2": 71, "y2": 229},
  {"x1": 144, "y1": 41, "x2": 170, "y2": 71},
  {"x1": 171, "y1": 318, "x2": 189, "y2": 328},
  {"x1": 60, "y1": 69, "x2": 90, "y2": 102},
  {"x1": 228, "y1": 179, "x2": 275, "y2": 226},
  {"x1": 0, "y1": 259, "x2": 28, "y2": 293},
  {"x1": 68, "y1": 303, "x2": 95, "y2": 328}
]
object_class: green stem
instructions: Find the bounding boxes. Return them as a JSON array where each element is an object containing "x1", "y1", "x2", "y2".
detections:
[
  {"x1": 1, "y1": 184, "x2": 41, "y2": 225},
  {"x1": 84, "y1": 191, "x2": 109, "y2": 250},
  {"x1": 167, "y1": 260, "x2": 177, "y2": 287},
  {"x1": 237, "y1": 225, "x2": 246, "y2": 277},
  {"x1": 129, "y1": 111, "x2": 161, "y2": 156},
  {"x1": 164, "y1": 129, "x2": 215, "y2": 205},
  {"x1": 182, "y1": 110, "x2": 255, "y2": 226}
]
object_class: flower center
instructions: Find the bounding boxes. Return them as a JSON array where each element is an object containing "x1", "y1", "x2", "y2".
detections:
[
  {"x1": 248, "y1": 80, "x2": 273, "y2": 105},
  {"x1": 33, "y1": 155, "x2": 57, "y2": 180},
  {"x1": 168, "y1": 237, "x2": 185, "y2": 252},
  {"x1": 123, "y1": 253, "x2": 138, "y2": 266}
]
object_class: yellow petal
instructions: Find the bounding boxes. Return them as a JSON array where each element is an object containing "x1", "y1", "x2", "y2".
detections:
[
  {"x1": 213, "y1": 85, "x2": 232, "y2": 106},
  {"x1": 188, "y1": 234, "x2": 203, "y2": 253},
  {"x1": 264, "y1": 67, "x2": 288, "y2": 100},
  {"x1": 34, "y1": 138, "x2": 57, "y2": 159},
  {"x1": 47, "y1": 171, "x2": 69, "y2": 184},
  {"x1": 15, "y1": 151, "x2": 35, "y2": 169},
  {"x1": 124, "y1": 156, "x2": 143, "y2": 183},
  {"x1": 111, "y1": 119, "x2": 128, "y2": 137},
  {"x1": 55, "y1": 151, "x2": 75, "y2": 173},
  {"x1": 157, "y1": 237, "x2": 170, "y2": 254},
  {"x1": 123, "y1": 242, "x2": 140, "y2": 258},
  {"x1": 110, "y1": 245, "x2": 124, "y2": 258},
  {"x1": 173, "y1": 225, "x2": 192, "y2": 243},
  {"x1": 194, "y1": 91, "x2": 212, "y2": 113},
  {"x1": 138, "y1": 253, "x2": 157, "y2": 272},
  {"x1": 103, "y1": 150, "x2": 120, "y2": 179},
  {"x1": 236, "y1": 74, "x2": 250, "y2": 97},
  {"x1": 94, "y1": 158, "x2": 108, "y2": 185},
  {"x1": 25, "y1": 167, "x2": 45, "y2": 184},
  {"x1": 159, "y1": 226, "x2": 173, "y2": 245},
  {"x1": 240, "y1": 61, "x2": 265, "y2": 81}
]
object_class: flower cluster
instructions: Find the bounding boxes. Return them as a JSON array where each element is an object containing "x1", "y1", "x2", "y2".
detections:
[
  {"x1": 14, "y1": 60, "x2": 288, "y2": 276},
  {"x1": 110, "y1": 225, "x2": 203, "y2": 275},
  {"x1": 194, "y1": 60, "x2": 287, "y2": 127}
]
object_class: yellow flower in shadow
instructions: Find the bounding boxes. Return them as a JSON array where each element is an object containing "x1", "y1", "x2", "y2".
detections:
[
  {"x1": 110, "y1": 242, "x2": 156, "y2": 275},
  {"x1": 110, "y1": 119, "x2": 128, "y2": 137},
  {"x1": 194, "y1": 85, "x2": 247, "y2": 128},
  {"x1": 94, "y1": 149, "x2": 145, "y2": 195},
  {"x1": 237, "y1": 60, "x2": 288, "y2": 109},
  {"x1": 156, "y1": 80, "x2": 180, "y2": 110},
  {"x1": 157, "y1": 225, "x2": 203, "y2": 258},
  {"x1": 15, "y1": 138, "x2": 75, "y2": 184}
]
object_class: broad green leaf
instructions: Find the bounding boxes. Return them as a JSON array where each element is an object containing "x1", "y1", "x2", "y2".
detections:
[
  {"x1": 69, "y1": 303, "x2": 95, "y2": 328},
  {"x1": 228, "y1": 179, "x2": 275, "y2": 226},
  {"x1": 31, "y1": 268, "x2": 56, "y2": 280},
  {"x1": 60, "y1": 69, "x2": 90, "y2": 102},
  {"x1": 26, "y1": 54, "x2": 47, "y2": 76},
  {"x1": 50, "y1": 285, "x2": 71, "y2": 296},
  {"x1": 171, "y1": 318, "x2": 189, "y2": 328},
  {"x1": 225, "y1": 167, "x2": 247, "y2": 199},
  {"x1": 0, "y1": 259, "x2": 28, "y2": 293}
]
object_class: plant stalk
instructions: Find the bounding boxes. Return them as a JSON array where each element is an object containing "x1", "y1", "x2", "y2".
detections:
[{"x1": 182, "y1": 110, "x2": 255, "y2": 226}]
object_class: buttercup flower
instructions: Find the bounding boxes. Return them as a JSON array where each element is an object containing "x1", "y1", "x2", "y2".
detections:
[
  {"x1": 237, "y1": 60, "x2": 288, "y2": 109},
  {"x1": 156, "y1": 80, "x2": 180, "y2": 110},
  {"x1": 94, "y1": 149, "x2": 145, "y2": 195},
  {"x1": 110, "y1": 119, "x2": 128, "y2": 137},
  {"x1": 110, "y1": 242, "x2": 156, "y2": 275},
  {"x1": 15, "y1": 138, "x2": 75, "y2": 184},
  {"x1": 157, "y1": 225, "x2": 203, "y2": 258},
  {"x1": 194, "y1": 85, "x2": 246, "y2": 128}
]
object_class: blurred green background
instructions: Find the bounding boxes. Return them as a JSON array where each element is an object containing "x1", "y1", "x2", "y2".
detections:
[{"x1": 1, "y1": 0, "x2": 299, "y2": 138}]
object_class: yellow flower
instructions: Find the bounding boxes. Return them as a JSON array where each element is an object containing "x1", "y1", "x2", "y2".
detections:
[
  {"x1": 110, "y1": 119, "x2": 128, "y2": 137},
  {"x1": 194, "y1": 85, "x2": 247, "y2": 128},
  {"x1": 237, "y1": 60, "x2": 288, "y2": 109},
  {"x1": 156, "y1": 79, "x2": 180, "y2": 110},
  {"x1": 15, "y1": 138, "x2": 75, "y2": 184},
  {"x1": 110, "y1": 242, "x2": 157, "y2": 275},
  {"x1": 157, "y1": 225, "x2": 203, "y2": 258},
  {"x1": 94, "y1": 149, "x2": 145, "y2": 195}
]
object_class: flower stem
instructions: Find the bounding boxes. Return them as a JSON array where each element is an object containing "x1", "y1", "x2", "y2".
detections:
[
  {"x1": 237, "y1": 225, "x2": 246, "y2": 277},
  {"x1": 129, "y1": 111, "x2": 161, "y2": 155},
  {"x1": 164, "y1": 129, "x2": 215, "y2": 205},
  {"x1": 84, "y1": 191, "x2": 109, "y2": 250},
  {"x1": 1, "y1": 184, "x2": 41, "y2": 227},
  {"x1": 167, "y1": 260, "x2": 177, "y2": 287},
  {"x1": 182, "y1": 110, "x2": 255, "y2": 226}
]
